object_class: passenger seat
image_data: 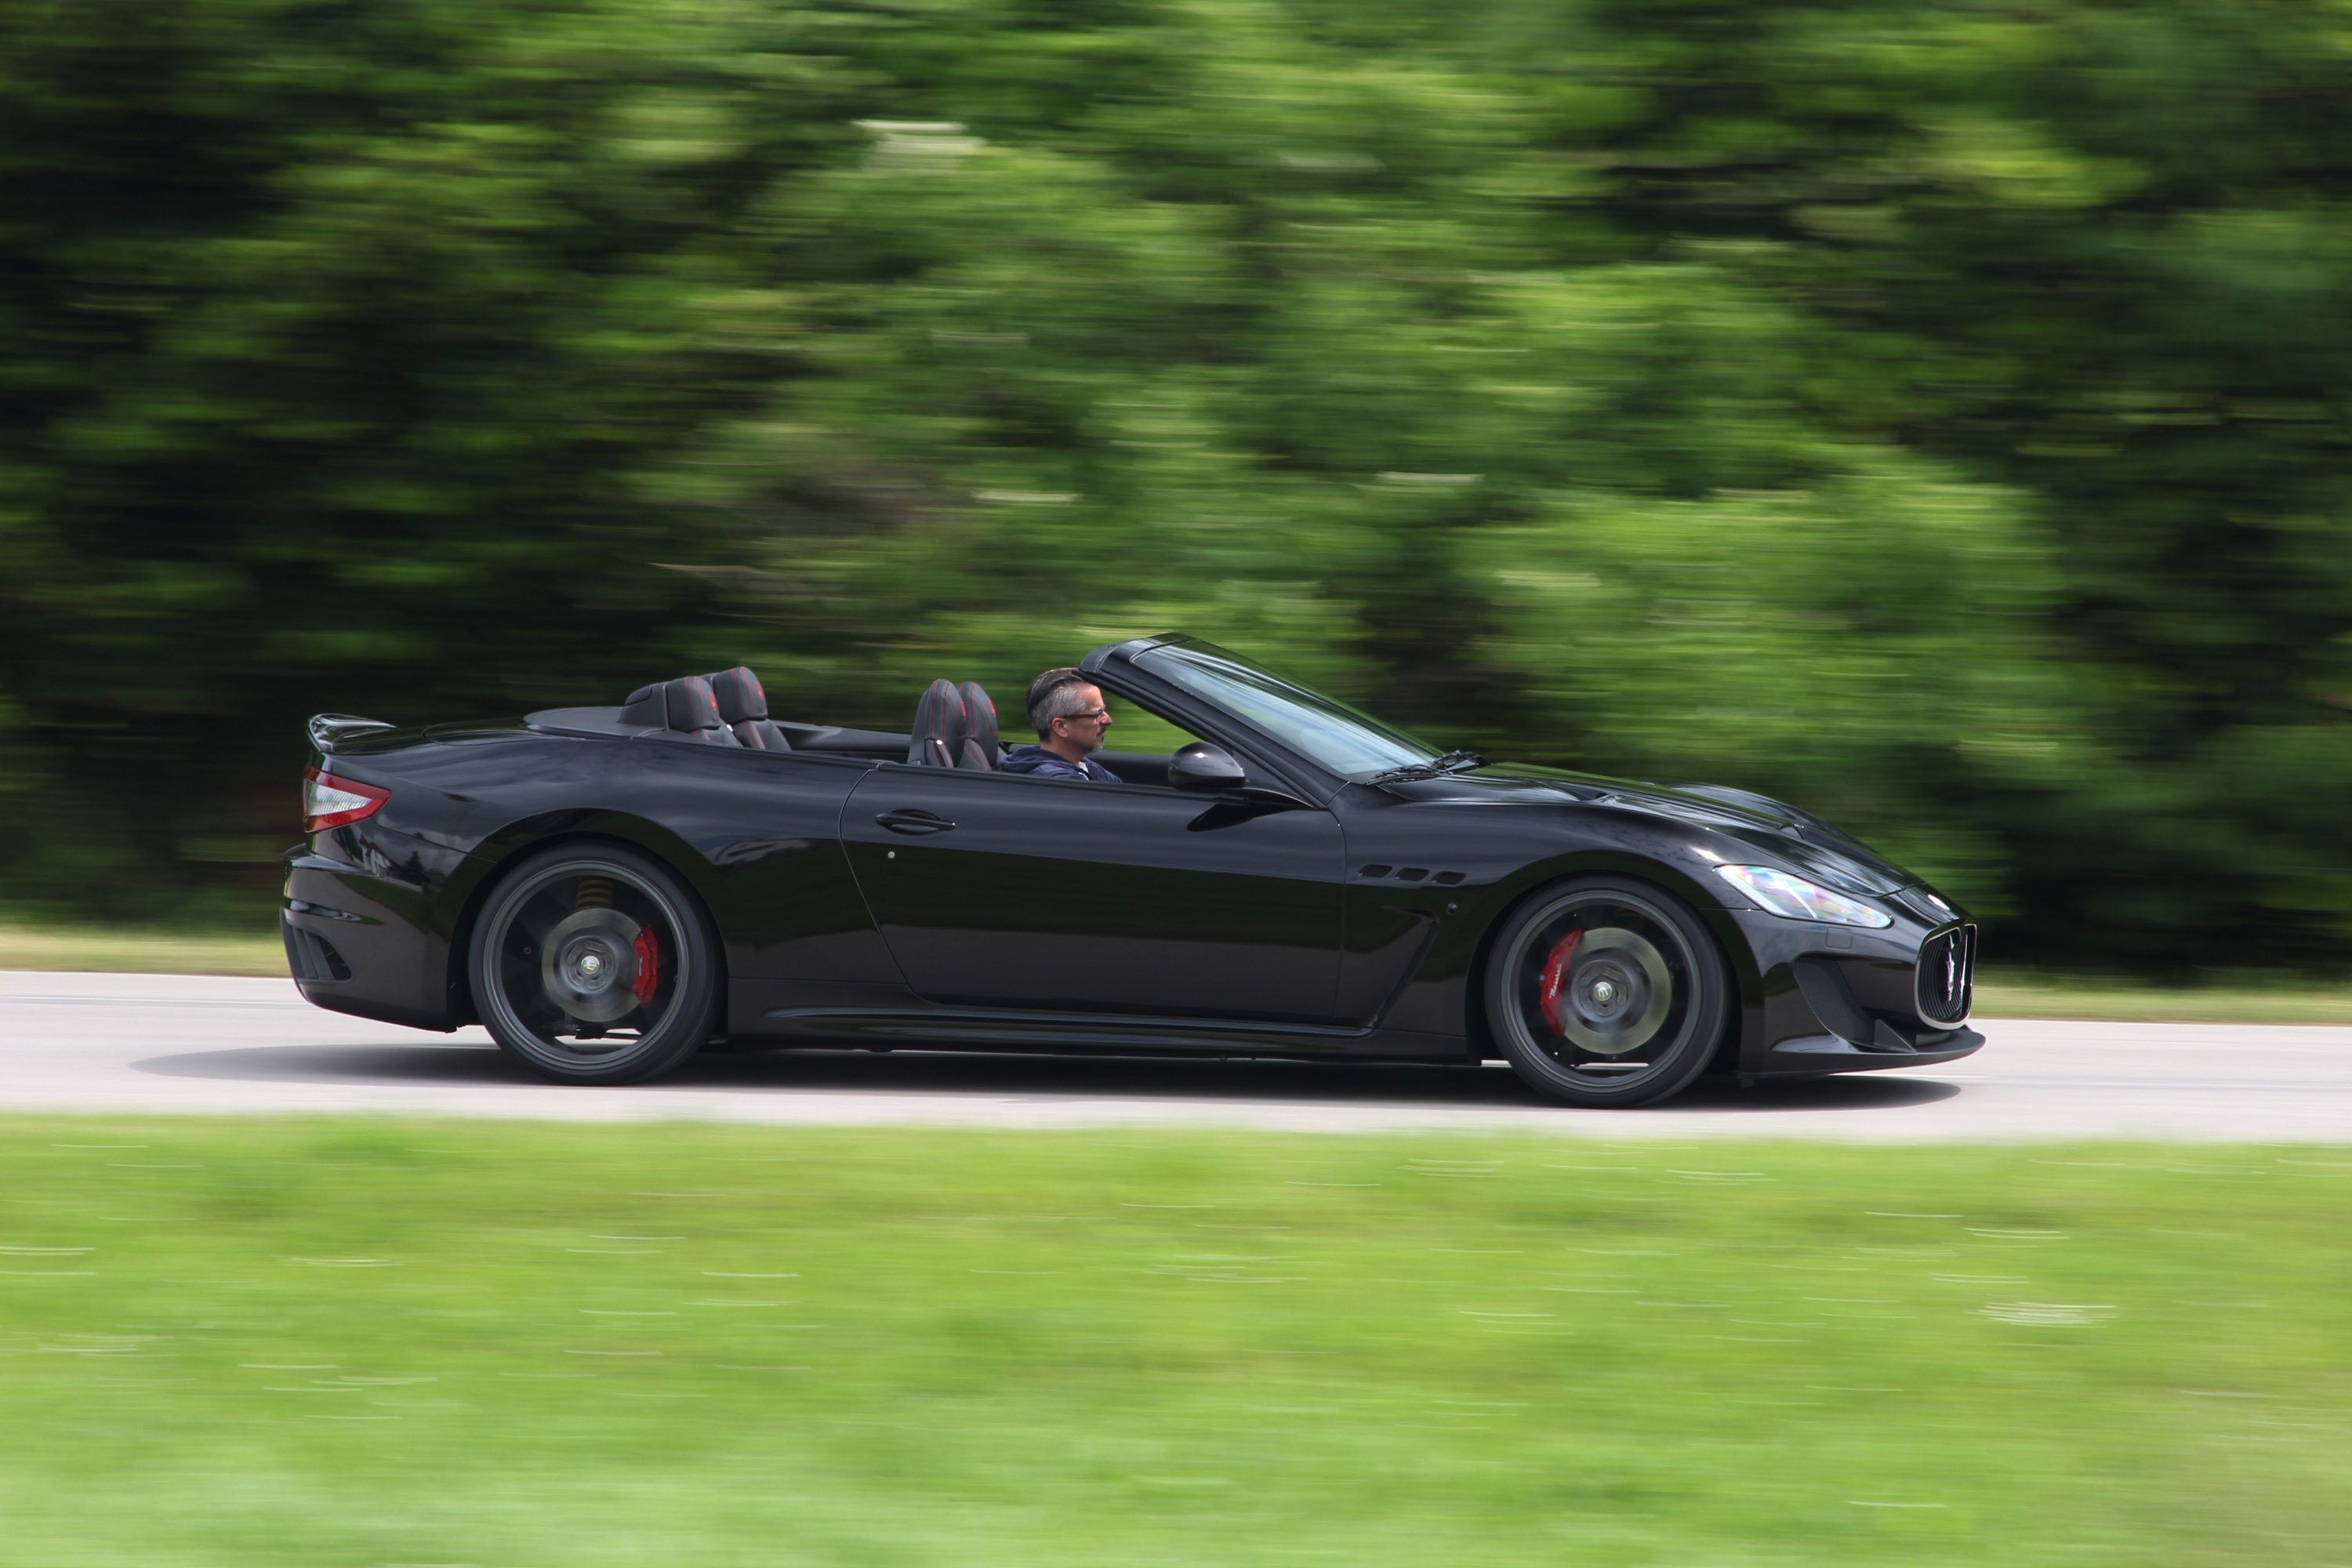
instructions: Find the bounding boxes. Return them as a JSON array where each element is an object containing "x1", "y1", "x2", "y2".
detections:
[{"x1": 957, "y1": 682, "x2": 1000, "y2": 770}]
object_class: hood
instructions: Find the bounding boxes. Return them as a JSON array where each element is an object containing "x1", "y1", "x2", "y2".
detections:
[
  {"x1": 1387, "y1": 764, "x2": 1919, "y2": 898},
  {"x1": 1624, "y1": 781, "x2": 1915, "y2": 898}
]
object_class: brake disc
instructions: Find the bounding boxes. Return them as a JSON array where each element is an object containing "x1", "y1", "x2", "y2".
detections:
[
  {"x1": 1557, "y1": 925, "x2": 1671, "y2": 1055},
  {"x1": 539, "y1": 906, "x2": 646, "y2": 1024}
]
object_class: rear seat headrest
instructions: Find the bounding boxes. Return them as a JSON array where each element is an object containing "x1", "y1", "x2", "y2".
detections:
[
  {"x1": 702, "y1": 665, "x2": 788, "y2": 749},
  {"x1": 909, "y1": 678, "x2": 966, "y2": 767},
  {"x1": 619, "y1": 682, "x2": 666, "y2": 728},
  {"x1": 704, "y1": 666, "x2": 768, "y2": 725},
  {"x1": 670, "y1": 676, "x2": 724, "y2": 735},
  {"x1": 619, "y1": 676, "x2": 736, "y2": 742}
]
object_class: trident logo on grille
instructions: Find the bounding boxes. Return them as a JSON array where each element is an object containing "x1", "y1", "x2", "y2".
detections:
[{"x1": 1944, "y1": 939, "x2": 1961, "y2": 1004}]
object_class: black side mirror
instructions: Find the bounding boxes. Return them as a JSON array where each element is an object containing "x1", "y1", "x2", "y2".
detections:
[{"x1": 1167, "y1": 740, "x2": 1247, "y2": 793}]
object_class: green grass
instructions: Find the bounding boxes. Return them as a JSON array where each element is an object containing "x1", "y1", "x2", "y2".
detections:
[
  {"x1": 0, "y1": 922, "x2": 283, "y2": 976},
  {"x1": 1973, "y1": 975, "x2": 2352, "y2": 1025},
  {"x1": 1, "y1": 1118, "x2": 2347, "y2": 1566}
]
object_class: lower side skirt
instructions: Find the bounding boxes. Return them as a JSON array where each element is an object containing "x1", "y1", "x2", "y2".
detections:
[{"x1": 756, "y1": 1005, "x2": 1466, "y2": 1062}]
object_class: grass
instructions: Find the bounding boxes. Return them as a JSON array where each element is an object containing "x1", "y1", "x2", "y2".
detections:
[
  {"x1": 0, "y1": 1116, "x2": 2346, "y2": 1566},
  {"x1": 12, "y1": 919, "x2": 2352, "y2": 1025},
  {"x1": 1973, "y1": 975, "x2": 2352, "y2": 1025},
  {"x1": 0, "y1": 922, "x2": 282, "y2": 977}
]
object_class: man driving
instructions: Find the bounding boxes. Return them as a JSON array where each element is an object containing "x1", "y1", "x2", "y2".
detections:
[{"x1": 997, "y1": 667, "x2": 1122, "y2": 782}]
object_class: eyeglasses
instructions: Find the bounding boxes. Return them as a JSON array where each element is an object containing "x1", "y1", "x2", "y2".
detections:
[{"x1": 1058, "y1": 708, "x2": 1110, "y2": 724}]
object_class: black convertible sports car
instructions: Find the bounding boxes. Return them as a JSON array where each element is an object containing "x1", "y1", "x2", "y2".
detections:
[{"x1": 284, "y1": 634, "x2": 1980, "y2": 1107}]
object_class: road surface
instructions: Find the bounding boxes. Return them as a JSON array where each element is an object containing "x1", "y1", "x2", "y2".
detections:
[{"x1": 4, "y1": 971, "x2": 2348, "y2": 1141}]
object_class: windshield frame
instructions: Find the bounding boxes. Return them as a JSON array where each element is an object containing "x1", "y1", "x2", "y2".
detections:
[{"x1": 1127, "y1": 638, "x2": 1443, "y2": 782}]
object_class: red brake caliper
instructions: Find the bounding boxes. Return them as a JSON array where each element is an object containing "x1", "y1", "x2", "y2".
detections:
[
  {"x1": 1537, "y1": 930, "x2": 1581, "y2": 1036},
  {"x1": 631, "y1": 926, "x2": 662, "y2": 1007}
]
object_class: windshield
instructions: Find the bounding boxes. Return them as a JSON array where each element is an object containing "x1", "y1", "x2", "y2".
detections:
[{"x1": 1134, "y1": 641, "x2": 1440, "y2": 777}]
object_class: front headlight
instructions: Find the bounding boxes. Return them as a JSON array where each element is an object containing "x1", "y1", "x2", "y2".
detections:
[{"x1": 1715, "y1": 865, "x2": 1892, "y2": 928}]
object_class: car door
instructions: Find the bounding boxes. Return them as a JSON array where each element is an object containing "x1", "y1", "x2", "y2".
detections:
[{"x1": 840, "y1": 765, "x2": 1345, "y2": 1023}]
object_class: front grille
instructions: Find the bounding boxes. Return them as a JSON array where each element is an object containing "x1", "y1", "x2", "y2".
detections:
[{"x1": 1915, "y1": 924, "x2": 1976, "y2": 1025}]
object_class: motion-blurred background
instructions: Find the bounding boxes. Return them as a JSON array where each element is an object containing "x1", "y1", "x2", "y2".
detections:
[{"x1": 5, "y1": 0, "x2": 2349, "y2": 976}]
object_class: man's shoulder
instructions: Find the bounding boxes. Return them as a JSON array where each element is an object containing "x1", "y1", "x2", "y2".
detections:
[
  {"x1": 999, "y1": 744, "x2": 1080, "y2": 778},
  {"x1": 1000, "y1": 744, "x2": 1119, "y2": 782}
]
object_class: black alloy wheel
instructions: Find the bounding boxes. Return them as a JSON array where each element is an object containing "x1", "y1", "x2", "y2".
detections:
[
  {"x1": 1482, "y1": 877, "x2": 1732, "y2": 1108},
  {"x1": 467, "y1": 844, "x2": 721, "y2": 1084}
]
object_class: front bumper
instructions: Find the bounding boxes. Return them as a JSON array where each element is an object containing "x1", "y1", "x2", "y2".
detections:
[{"x1": 1727, "y1": 908, "x2": 1984, "y2": 1076}]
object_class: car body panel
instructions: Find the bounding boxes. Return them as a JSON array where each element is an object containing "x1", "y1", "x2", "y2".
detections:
[{"x1": 840, "y1": 767, "x2": 1348, "y2": 1022}]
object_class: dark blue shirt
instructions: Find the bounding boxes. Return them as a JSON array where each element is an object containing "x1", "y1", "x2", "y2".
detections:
[{"x1": 999, "y1": 744, "x2": 1120, "y2": 783}]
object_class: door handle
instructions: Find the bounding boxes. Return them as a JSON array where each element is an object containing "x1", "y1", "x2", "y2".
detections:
[{"x1": 874, "y1": 808, "x2": 956, "y2": 836}]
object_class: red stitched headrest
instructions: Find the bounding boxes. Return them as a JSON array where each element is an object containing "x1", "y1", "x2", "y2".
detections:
[
  {"x1": 664, "y1": 675, "x2": 724, "y2": 733},
  {"x1": 704, "y1": 666, "x2": 768, "y2": 725}
]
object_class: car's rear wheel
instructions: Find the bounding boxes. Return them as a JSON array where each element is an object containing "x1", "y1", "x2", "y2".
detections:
[
  {"x1": 468, "y1": 844, "x2": 720, "y2": 1084},
  {"x1": 1482, "y1": 877, "x2": 1731, "y2": 1108}
]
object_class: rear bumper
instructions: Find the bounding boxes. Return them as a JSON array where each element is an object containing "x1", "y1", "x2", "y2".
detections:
[{"x1": 281, "y1": 833, "x2": 474, "y2": 1033}]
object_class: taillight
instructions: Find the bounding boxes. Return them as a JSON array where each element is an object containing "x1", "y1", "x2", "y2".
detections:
[{"x1": 303, "y1": 767, "x2": 390, "y2": 833}]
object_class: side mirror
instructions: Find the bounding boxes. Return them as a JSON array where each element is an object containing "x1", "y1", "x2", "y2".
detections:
[{"x1": 1167, "y1": 740, "x2": 1247, "y2": 793}]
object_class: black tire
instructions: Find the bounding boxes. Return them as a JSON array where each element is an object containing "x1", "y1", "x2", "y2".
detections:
[
  {"x1": 1481, "y1": 876, "x2": 1732, "y2": 1109},
  {"x1": 467, "y1": 843, "x2": 721, "y2": 1085}
]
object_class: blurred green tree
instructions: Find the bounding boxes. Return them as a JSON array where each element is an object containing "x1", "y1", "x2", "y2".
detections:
[
  {"x1": 0, "y1": 0, "x2": 850, "y2": 914},
  {"x1": 2, "y1": 0, "x2": 2349, "y2": 975},
  {"x1": 1537, "y1": 0, "x2": 2352, "y2": 961}
]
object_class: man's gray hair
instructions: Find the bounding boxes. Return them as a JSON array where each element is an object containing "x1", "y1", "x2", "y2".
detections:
[{"x1": 1026, "y1": 667, "x2": 1094, "y2": 739}]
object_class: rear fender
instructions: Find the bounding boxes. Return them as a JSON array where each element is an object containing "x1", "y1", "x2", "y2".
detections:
[{"x1": 444, "y1": 812, "x2": 724, "y2": 1027}]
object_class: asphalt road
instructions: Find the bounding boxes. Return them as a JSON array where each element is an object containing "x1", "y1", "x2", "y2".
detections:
[{"x1": 5, "y1": 970, "x2": 2350, "y2": 1142}]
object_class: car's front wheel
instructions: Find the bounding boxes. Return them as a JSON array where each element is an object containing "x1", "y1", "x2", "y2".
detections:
[
  {"x1": 1482, "y1": 876, "x2": 1732, "y2": 1108},
  {"x1": 467, "y1": 843, "x2": 720, "y2": 1084}
]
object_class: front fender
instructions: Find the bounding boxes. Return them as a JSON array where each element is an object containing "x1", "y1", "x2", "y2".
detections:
[{"x1": 1443, "y1": 848, "x2": 1762, "y2": 1066}]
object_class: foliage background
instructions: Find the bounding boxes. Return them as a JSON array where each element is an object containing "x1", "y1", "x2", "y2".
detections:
[{"x1": 5, "y1": 0, "x2": 2351, "y2": 971}]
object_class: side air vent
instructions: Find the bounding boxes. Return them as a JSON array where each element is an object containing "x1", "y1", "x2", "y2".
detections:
[
  {"x1": 1915, "y1": 924, "x2": 1976, "y2": 1025},
  {"x1": 1357, "y1": 865, "x2": 1468, "y2": 884},
  {"x1": 1794, "y1": 957, "x2": 1917, "y2": 1052}
]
